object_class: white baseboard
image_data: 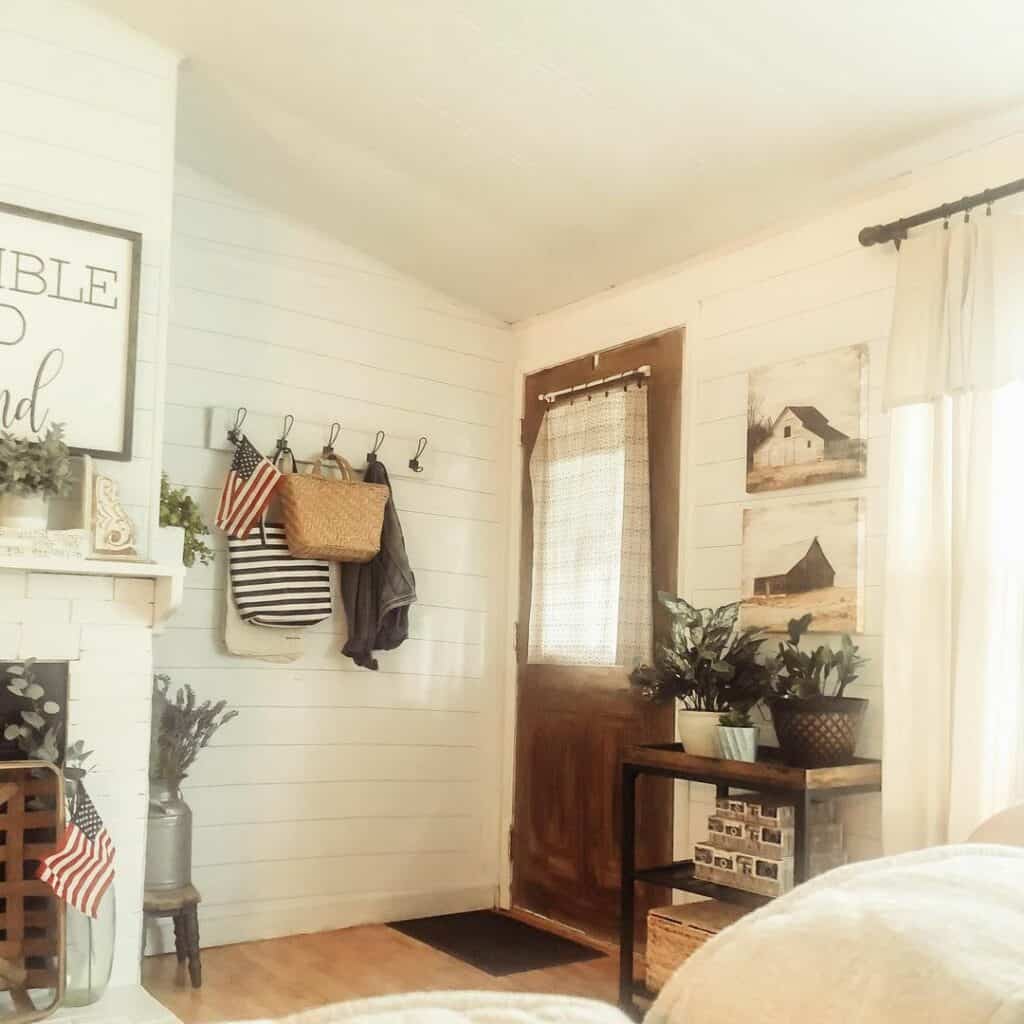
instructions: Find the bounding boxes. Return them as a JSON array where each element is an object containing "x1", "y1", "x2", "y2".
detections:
[{"x1": 144, "y1": 884, "x2": 496, "y2": 954}]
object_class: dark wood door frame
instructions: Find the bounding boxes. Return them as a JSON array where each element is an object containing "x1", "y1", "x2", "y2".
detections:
[{"x1": 508, "y1": 327, "x2": 685, "y2": 944}]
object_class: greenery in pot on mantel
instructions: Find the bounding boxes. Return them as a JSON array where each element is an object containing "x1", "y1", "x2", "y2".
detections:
[
  {"x1": 146, "y1": 674, "x2": 238, "y2": 891},
  {"x1": 762, "y1": 613, "x2": 869, "y2": 768},
  {"x1": 158, "y1": 474, "x2": 213, "y2": 568},
  {"x1": 630, "y1": 593, "x2": 771, "y2": 758},
  {"x1": 0, "y1": 423, "x2": 72, "y2": 528}
]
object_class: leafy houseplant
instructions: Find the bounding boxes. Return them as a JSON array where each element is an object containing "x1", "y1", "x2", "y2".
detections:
[
  {"x1": 630, "y1": 594, "x2": 770, "y2": 757},
  {"x1": 157, "y1": 474, "x2": 213, "y2": 568},
  {"x1": 0, "y1": 423, "x2": 72, "y2": 528},
  {"x1": 146, "y1": 674, "x2": 238, "y2": 891},
  {"x1": 763, "y1": 614, "x2": 869, "y2": 767}
]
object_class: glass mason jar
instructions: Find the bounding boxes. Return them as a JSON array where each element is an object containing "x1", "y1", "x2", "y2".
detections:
[{"x1": 64, "y1": 886, "x2": 116, "y2": 1007}]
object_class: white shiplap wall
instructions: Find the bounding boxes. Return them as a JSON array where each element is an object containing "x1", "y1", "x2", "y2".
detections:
[
  {"x1": 0, "y1": 0, "x2": 178, "y2": 987},
  {"x1": 0, "y1": 0, "x2": 178, "y2": 554},
  {"x1": 512, "y1": 127, "x2": 1024, "y2": 876},
  {"x1": 154, "y1": 165, "x2": 513, "y2": 949}
]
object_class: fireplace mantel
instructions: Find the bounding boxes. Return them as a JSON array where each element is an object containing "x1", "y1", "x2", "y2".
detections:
[{"x1": 0, "y1": 556, "x2": 184, "y2": 630}]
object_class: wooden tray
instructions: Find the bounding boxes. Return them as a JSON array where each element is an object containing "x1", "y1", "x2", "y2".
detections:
[{"x1": 0, "y1": 762, "x2": 65, "y2": 1023}]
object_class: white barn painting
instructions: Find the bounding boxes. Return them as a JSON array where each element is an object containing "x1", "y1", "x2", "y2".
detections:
[
  {"x1": 741, "y1": 497, "x2": 865, "y2": 633},
  {"x1": 746, "y1": 345, "x2": 868, "y2": 493}
]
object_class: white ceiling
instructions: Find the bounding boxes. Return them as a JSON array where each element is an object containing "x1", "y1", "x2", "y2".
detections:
[{"x1": 89, "y1": 1, "x2": 1024, "y2": 322}]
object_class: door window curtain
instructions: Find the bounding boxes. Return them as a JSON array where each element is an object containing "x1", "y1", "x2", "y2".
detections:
[
  {"x1": 882, "y1": 211, "x2": 1024, "y2": 853},
  {"x1": 528, "y1": 383, "x2": 652, "y2": 667}
]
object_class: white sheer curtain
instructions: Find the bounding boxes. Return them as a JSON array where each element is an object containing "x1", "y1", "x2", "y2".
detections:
[
  {"x1": 883, "y1": 211, "x2": 1024, "y2": 853},
  {"x1": 528, "y1": 383, "x2": 652, "y2": 667}
]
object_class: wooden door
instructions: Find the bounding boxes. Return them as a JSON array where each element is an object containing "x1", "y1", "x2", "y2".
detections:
[{"x1": 511, "y1": 330, "x2": 683, "y2": 944}]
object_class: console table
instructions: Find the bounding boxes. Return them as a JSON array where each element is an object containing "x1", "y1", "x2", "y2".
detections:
[{"x1": 618, "y1": 744, "x2": 882, "y2": 1014}]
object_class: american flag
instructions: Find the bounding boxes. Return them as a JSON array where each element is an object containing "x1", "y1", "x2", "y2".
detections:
[
  {"x1": 215, "y1": 435, "x2": 281, "y2": 539},
  {"x1": 37, "y1": 787, "x2": 115, "y2": 919}
]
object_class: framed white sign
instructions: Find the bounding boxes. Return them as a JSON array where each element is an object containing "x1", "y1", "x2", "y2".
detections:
[{"x1": 0, "y1": 201, "x2": 140, "y2": 460}]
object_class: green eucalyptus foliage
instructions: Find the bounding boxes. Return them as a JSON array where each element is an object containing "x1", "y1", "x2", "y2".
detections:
[
  {"x1": 2, "y1": 660, "x2": 63, "y2": 761},
  {"x1": 0, "y1": 423, "x2": 72, "y2": 498},
  {"x1": 629, "y1": 593, "x2": 771, "y2": 712},
  {"x1": 764, "y1": 614, "x2": 867, "y2": 702},
  {"x1": 159, "y1": 473, "x2": 213, "y2": 567},
  {"x1": 151, "y1": 673, "x2": 238, "y2": 787}
]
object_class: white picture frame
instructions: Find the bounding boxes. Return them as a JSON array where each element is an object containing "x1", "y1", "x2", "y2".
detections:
[{"x1": 0, "y1": 201, "x2": 140, "y2": 460}]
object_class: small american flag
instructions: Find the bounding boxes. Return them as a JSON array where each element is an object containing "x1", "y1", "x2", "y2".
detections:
[
  {"x1": 215, "y1": 435, "x2": 281, "y2": 539},
  {"x1": 37, "y1": 787, "x2": 115, "y2": 919}
]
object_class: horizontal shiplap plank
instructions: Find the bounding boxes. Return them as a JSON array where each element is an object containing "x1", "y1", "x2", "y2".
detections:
[
  {"x1": 164, "y1": 364, "x2": 496, "y2": 461},
  {"x1": 148, "y1": 667, "x2": 481, "y2": 712},
  {"x1": 193, "y1": 851, "x2": 475, "y2": 906},
  {"x1": 191, "y1": 814, "x2": 480, "y2": 866},
  {"x1": 184, "y1": 779, "x2": 479, "y2": 825},
  {"x1": 188, "y1": 744, "x2": 478, "y2": 788},
  {"x1": 154, "y1": 622, "x2": 484, "y2": 678}
]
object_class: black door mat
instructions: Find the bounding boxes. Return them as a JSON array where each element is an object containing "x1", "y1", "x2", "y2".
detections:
[{"x1": 390, "y1": 910, "x2": 606, "y2": 976}]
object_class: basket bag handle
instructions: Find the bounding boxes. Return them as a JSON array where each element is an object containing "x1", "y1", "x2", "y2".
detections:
[{"x1": 311, "y1": 453, "x2": 356, "y2": 481}]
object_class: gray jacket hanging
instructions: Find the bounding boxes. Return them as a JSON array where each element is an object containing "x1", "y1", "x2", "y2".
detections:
[{"x1": 340, "y1": 460, "x2": 416, "y2": 669}]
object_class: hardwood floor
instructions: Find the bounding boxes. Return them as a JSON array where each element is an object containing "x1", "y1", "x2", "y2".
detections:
[{"x1": 142, "y1": 922, "x2": 619, "y2": 1023}]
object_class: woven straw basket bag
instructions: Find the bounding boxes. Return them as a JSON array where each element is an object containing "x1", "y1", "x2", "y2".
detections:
[{"x1": 278, "y1": 454, "x2": 389, "y2": 562}]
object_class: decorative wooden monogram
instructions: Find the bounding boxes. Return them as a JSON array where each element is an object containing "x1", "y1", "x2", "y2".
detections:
[{"x1": 0, "y1": 202, "x2": 140, "y2": 461}]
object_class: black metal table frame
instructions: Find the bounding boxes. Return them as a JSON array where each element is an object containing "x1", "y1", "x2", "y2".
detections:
[{"x1": 618, "y1": 760, "x2": 882, "y2": 1014}]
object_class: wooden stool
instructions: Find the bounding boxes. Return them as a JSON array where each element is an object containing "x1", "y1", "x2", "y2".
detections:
[{"x1": 143, "y1": 884, "x2": 202, "y2": 988}]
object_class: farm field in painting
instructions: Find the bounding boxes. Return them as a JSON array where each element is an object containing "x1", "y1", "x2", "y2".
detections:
[
  {"x1": 741, "y1": 497, "x2": 864, "y2": 633},
  {"x1": 746, "y1": 345, "x2": 868, "y2": 493}
]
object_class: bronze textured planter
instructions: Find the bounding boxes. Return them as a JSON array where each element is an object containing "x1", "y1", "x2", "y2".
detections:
[{"x1": 770, "y1": 696, "x2": 867, "y2": 768}]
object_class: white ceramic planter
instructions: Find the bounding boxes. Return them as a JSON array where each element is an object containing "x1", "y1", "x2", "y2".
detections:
[
  {"x1": 676, "y1": 708, "x2": 722, "y2": 758},
  {"x1": 152, "y1": 525, "x2": 185, "y2": 566},
  {"x1": 717, "y1": 725, "x2": 759, "y2": 762},
  {"x1": 0, "y1": 493, "x2": 48, "y2": 530}
]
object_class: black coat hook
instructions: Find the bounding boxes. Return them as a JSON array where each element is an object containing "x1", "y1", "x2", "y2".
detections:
[
  {"x1": 409, "y1": 436, "x2": 428, "y2": 473},
  {"x1": 275, "y1": 413, "x2": 295, "y2": 456},
  {"x1": 367, "y1": 430, "x2": 385, "y2": 464},
  {"x1": 322, "y1": 421, "x2": 341, "y2": 456},
  {"x1": 227, "y1": 407, "x2": 247, "y2": 445}
]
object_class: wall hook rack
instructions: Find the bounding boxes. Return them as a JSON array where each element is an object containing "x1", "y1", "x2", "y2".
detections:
[
  {"x1": 366, "y1": 430, "x2": 385, "y2": 464},
  {"x1": 274, "y1": 413, "x2": 295, "y2": 457},
  {"x1": 409, "y1": 436, "x2": 428, "y2": 473},
  {"x1": 227, "y1": 407, "x2": 247, "y2": 445},
  {"x1": 322, "y1": 421, "x2": 341, "y2": 456}
]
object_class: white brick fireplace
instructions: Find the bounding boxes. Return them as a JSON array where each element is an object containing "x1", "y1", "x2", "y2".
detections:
[{"x1": 0, "y1": 561, "x2": 184, "y2": 1024}]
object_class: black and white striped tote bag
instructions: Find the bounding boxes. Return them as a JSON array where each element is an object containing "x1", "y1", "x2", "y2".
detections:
[{"x1": 228, "y1": 521, "x2": 333, "y2": 628}]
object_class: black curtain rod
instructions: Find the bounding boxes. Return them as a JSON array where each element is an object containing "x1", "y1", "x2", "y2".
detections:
[{"x1": 858, "y1": 175, "x2": 1024, "y2": 248}]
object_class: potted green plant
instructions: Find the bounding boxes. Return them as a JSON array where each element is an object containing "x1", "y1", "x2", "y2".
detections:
[
  {"x1": 146, "y1": 674, "x2": 237, "y2": 890},
  {"x1": 763, "y1": 613, "x2": 868, "y2": 767},
  {"x1": 630, "y1": 594, "x2": 770, "y2": 757},
  {"x1": 717, "y1": 708, "x2": 759, "y2": 762},
  {"x1": 156, "y1": 473, "x2": 213, "y2": 567},
  {"x1": 0, "y1": 423, "x2": 72, "y2": 529}
]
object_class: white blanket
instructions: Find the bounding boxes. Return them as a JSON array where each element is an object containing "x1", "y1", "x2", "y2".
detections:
[
  {"x1": 239, "y1": 991, "x2": 630, "y2": 1024},
  {"x1": 648, "y1": 844, "x2": 1024, "y2": 1024}
]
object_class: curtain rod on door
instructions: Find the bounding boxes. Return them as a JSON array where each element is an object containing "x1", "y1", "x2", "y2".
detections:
[
  {"x1": 858, "y1": 175, "x2": 1024, "y2": 248},
  {"x1": 538, "y1": 365, "x2": 651, "y2": 404}
]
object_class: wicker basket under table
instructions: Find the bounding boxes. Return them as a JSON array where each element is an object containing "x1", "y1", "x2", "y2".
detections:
[{"x1": 646, "y1": 900, "x2": 747, "y2": 992}]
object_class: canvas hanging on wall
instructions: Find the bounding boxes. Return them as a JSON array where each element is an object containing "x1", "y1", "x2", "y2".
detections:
[
  {"x1": 0, "y1": 201, "x2": 140, "y2": 461},
  {"x1": 741, "y1": 496, "x2": 865, "y2": 633},
  {"x1": 746, "y1": 344, "x2": 868, "y2": 493}
]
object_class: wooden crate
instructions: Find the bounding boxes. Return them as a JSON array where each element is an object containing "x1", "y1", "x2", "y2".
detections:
[
  {"x1": 646, "y1": 900, "x2": 747, "y2": 992},
  {"x1": 0, "y1": 762, "x2": 65, "y2": 1023}
]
